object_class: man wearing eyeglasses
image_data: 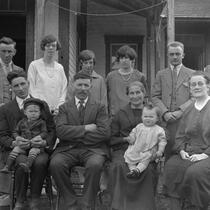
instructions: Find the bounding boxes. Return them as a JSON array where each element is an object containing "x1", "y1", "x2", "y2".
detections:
[
  {"x1": 151, "y1": 41, "x2": 195, "y2": 159},
  {"x1": 0, "y1": 37, "x2": 23, "y2": 107}
]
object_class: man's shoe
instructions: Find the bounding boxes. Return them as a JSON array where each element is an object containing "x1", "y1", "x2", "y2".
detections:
[{"x1": 13, "y1": 201, "x2": 24, "y2": 210}]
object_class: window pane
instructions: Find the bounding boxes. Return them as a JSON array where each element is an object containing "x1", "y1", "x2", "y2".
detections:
[
  {"x1": 10, "y1": 0, "x2": 26, "y2": 11},
  {"x1": 0, "y1": 0, "x2": 8, "y2": 10}
]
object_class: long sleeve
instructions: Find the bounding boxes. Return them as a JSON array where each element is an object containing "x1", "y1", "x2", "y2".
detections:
[
  {"x1": 84, "y1": 104, "x2": 110, "y2": 145},
  {"x1": 58, "y1": 67, "x2": 67, "y2": 107},
  {"x1": 27, "y1": 62, "x2": 40, "y2": 99},
  {"x1": 99, "y1": 78, "x2": 108, "y2": 108},
  {"x1": 39, "y1": 120, "x2": 48, "y2": 139},
  {"x1": 151, "y1": 72, "x2": 168, "y2": 115},
  {"x1": 41, "y1": 101, "x2": 56, "y2": 150},
  {"x1": 128, "y1": 126, "x2": 138, "y2": 145},
  {"x1": 12, "y1": 121, "x2": 22, "y2": 140},
  {"x1": 110, "y1": 113, "x2": 125, "y2": 146},
  {"x1": 0, "y1": 106, "x2": 14, "y2": 149},
  {"x1": 56, "y1": 104, "x2": 86, "y2": 141},
  {"x1": 173, "y1": 112, "x2": 190, "y2": 153},
  {"x1": 157, "y1": 129, "x2": 167, "y2": 153}
]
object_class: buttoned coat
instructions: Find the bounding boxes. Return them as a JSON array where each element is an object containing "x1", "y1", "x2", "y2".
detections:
[
  {"x1": 53, "y1": 97, "x2": 110, "y2": 157},
  {"x1": 151, "y1": 65, "x2": 194, "y2": 115}
]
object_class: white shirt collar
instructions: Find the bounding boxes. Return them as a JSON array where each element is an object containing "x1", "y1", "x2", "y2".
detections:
[
  {"x1": 170, "y1": 63, "x2": 182, "y2": 75},
  {"x1": 0, "y1": 57, "x2": 12, "y2": 67},
  {"x1": 75, "y1": 96, "x2": 88, "y2": 109},
  {"x1": 16, "y1": 95, "x2": 30, "y2": 109}
]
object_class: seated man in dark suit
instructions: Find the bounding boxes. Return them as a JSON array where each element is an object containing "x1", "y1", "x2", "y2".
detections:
[
  {"x1": 50, "y1": 71, "x2": 110, "y2": 210},
  {"x1": 0, "y1": 70, "x2": 56, "y2": 210}
]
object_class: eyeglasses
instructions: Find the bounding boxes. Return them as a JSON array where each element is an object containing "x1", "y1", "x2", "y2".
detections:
[{"x1": 190, "y1": 81, "x2": 205, "y2": 87}]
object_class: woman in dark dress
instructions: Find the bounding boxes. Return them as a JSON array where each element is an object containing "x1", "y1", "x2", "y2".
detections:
[
  {"x1": 108, "y1": 81, "x2": 156, "y2": 210},
  {"x1": 163, "y1": 71, "x2": 210, "y2": 210}
]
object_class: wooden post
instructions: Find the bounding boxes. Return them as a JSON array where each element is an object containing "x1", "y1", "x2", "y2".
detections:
[
  {"x1": 167, "y1": 0, "x2": 175, "y2": 44},
  {"x1": 34, "y1": 0, "x2": 46, "y2": 59}
]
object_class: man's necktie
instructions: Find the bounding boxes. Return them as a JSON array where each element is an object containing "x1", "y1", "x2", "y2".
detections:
[
  {"x1": 173, "y1": 66, "x2": 178, "y2": 84},
  {"x1": 78, "y1": 100, "x2": 85, "y2": 124}
]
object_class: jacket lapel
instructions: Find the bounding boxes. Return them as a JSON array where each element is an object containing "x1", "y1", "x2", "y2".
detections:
[
  {"x1": 83, "y1": 98, "x2": 94, "y2": 124},
  {"x1": 164, "y1": 68, "x2": 173, "y2": 89},
  {"x1": 68, "y1": 99, "x2": 81, "y2": 125},
  {"x1": 176, "y1": 66, "x2": 188, "y2": 89}
]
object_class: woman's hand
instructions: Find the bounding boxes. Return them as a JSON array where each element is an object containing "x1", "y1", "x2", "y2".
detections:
[
  {"x1": 31, "y1": 135, "x2": 47, "y2": 148},
  {"x1": 123, "y1": 136, "x2": 134, "y2": 144},
  {"x1": 180, "y1": 150, "x2": 190, "y2": 160},
  {"x1": 189, "y1": 153, "x2": 208, "y2": 162}
]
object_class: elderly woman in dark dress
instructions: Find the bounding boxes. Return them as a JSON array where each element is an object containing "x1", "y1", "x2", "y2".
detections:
[
  {"x1": 108, "y1": 81, "x2": 157, "y2": 210},
  {"x1": 163, "y1": 71, "x2": 210, "y2": 210}
]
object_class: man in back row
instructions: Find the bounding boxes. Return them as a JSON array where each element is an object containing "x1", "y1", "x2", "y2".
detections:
[
  {"x1": 0, "y1": 37, "x2": 23, "y2": 106},
  {"x1": 151, "y1": 41, "x2": 194, "y2": 159}
]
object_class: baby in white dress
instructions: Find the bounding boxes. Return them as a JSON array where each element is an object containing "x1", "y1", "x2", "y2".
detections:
[{"x1": 124, "y1": 103, "x2": 167, "y2": 178}]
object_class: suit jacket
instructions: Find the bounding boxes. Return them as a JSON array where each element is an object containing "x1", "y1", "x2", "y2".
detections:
[
  {"x1": 0, "y1": 98, "x2": 56, "y2": 165},
  {"x1": 151, "y1": 65, "x2": 195, "y2": 115},
  {"x1": 0, "y1": 63, "x2": 23, "y2": 104},
  {"x1": 110, "y1": 104, "x2": 143, "y2": 151},
  {"x1": 53, "y1": 97, "x2": 110, "y2": 157}
]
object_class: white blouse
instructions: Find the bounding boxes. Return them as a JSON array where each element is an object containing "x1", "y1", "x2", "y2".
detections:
[{"x1": 27, "y1": 58, "x2": 67, "y2": 111}]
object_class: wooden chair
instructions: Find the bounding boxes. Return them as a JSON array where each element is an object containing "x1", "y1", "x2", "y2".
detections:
[
  {"x1": 0, "y1": 170, "x2": 54, "y2": 210},
  {"x1": 0, "y1": 171, "x2": 15, "y2": 210}
]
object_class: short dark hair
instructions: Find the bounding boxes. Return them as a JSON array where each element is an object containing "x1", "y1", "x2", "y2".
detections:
[
  {"x1": 116, "y1": 45, "x2": 137, "y2": 61},
  {"x1": 7, "y1": 70, "x2": 27, "y2": 84},
  {"x1": 40, "y1": 34, "x2": 61, "y2": 51},
  {"x1": 73, "y1": 70, "x2": 92, "y2": 82},
  {"x1": 23, "y1": 98, "x2": 44, "y2": 110},
  {"x1": 143, "y1": 102, "x2": 161, "y2": 121},
  {"x1": 0, "y1": 36, "x2": 16, "y2": 47},
  {"x1": 167, "y1": 41, "x2": 184, "y2": 52},
  {"x1": 79, "y1": 50, "x2": 96, "y2": 64}
]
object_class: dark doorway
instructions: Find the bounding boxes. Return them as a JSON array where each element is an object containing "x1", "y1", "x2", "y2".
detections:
[{"x1": 0, "y1": 15, "x2": 26, "y2": 69}]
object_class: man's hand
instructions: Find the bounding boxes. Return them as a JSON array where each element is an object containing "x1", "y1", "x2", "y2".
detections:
[
  {"x1": 16, "y1": 136, "x2": 30, "y2": 149},
  {"x1": 189, "y1": 153, "x2": 208, "y2": 162},
  {"x1": 163, "y1": 112, "x2": 176, "y2": 122},
  {"x1": 180, "y1": 150, "x2": 190, "y2": 160},
  {"x1": 31, "y1": 135, "x2": 46, "y2": 148},
  {"x1": 171, "y1": 110, "x2": 183, "y2": 120},
  {"x1": 85, "y1": 124, "x2": 97, "y2": 132}
]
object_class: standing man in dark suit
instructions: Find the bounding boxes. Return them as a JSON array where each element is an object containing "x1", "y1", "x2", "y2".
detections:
[
  {"x1": 50, "y1": 71, "x2": 110, "y2": 210},
  {"x1": 0, "y1": 70, "x2": 55, "y2": 210},
  {"x1": 0, "y1": 37, "x2": 23, "y2": 106},
  {"x1": 151, "y1": 41, "x2": 194, "y2": 159}
]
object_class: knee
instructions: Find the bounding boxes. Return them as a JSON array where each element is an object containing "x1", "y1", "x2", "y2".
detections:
[
  {"x1": 50, "y1": 155, "x2": 65, "y2": 173},
  {"x1": 33, "y1": 153, "x2": 48, "y2": 168},
  {"x1": 185, "y1": 166, "x2": 201, "y2": 180},
  {"x1": 86, "y1": 158, "x2": 104, "y2": 172}
]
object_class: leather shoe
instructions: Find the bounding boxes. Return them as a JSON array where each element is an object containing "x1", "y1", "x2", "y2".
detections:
[{"x1": 126, "y1": 169, "x2": 141, "y2": 179}]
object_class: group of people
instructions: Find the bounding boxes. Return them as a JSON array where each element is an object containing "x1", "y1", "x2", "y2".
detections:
[{"x1": 0, "y1": 34, "x2": 209, "y2": 210}]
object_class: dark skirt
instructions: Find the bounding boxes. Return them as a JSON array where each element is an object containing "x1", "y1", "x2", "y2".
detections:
[
  {"x1": 163, "y1": 155, "x2": 210, "y2": 208},
  {"x1": 108, "y1": 149, "x2": 156, "y2": 210}
]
